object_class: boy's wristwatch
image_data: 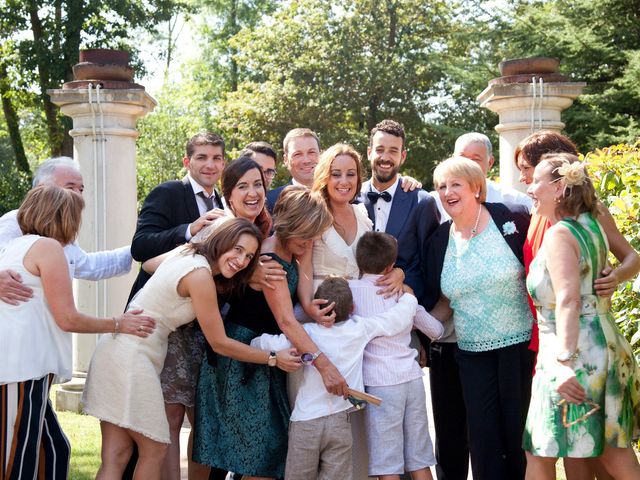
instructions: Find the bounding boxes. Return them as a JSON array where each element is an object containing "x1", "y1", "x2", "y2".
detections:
[
  {"x1": 300, "y1": 351, "x2": 322, "y2": 366},
  {"x1": 267, "y1": 351, "x2": 277, "y2": 367}
]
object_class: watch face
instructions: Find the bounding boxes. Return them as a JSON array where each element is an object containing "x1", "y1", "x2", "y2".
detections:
[{"x1": 300, "y1": 353, "x2": 313, "y2": 364}]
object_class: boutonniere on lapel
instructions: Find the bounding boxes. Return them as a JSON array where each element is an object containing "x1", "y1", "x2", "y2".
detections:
[{"x1": 502, "y1": 221, "x2": 518, "y2": 236}]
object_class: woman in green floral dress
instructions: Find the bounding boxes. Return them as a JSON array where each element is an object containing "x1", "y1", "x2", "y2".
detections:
[{"x1": 524, "y1": 153, "x2": 640, "y2": 479}]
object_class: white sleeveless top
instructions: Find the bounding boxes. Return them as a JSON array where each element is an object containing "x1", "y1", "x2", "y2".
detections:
[{"x1": 0, "y1": 235, "x2": 72, "y2": 384}]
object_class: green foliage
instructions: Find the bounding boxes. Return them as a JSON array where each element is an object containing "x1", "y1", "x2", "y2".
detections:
[
  {"x1": 209, "y1": 0, "x2": 494, "y2": 185},
  {"x1": 0, "y1": 122, "x2": 30, "y2": 215},
  {"x1": 487, "y1": 0, "x2": 640, "y2": 153},
  {"x1": 136, "y1": 82, "x2": 209, "y2": 205},
  {"x1": 586, "y1": 143, "x2": 640, "y2": 355}
]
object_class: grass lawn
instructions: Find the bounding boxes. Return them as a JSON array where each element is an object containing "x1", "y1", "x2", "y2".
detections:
[{"x1": 51, "y1": 387, "x2": 101, "y2": 480}]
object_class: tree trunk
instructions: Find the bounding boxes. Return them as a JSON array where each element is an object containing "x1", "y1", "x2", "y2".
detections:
[{"x1": 0, "y1": 63, "x2": 30, "y2": 177}]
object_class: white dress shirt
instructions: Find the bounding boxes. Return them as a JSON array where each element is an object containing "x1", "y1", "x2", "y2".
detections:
[
  {"x1": 250, "y1": 294, "x2": 418, "y2": 421},
  {"x1": 185, "y1": 174, "x2": 224, "y2": 241},
  {"x1": 0, "y1": 209, "x2": 132, "y2": 280},
  {"x1": 350, "y1": 275, "x2": 443, "y2": 386},
  {"x1": 368, "y1": 179, "x2": 399, "y2": 232},
  {"x1": 430, "y1": 179, "x2": 532, "y2": 223}
]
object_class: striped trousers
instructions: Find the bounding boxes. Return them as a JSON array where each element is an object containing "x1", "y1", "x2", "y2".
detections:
[{"x1": 0, "y1": 375, "x2": 70, "y2": 480}]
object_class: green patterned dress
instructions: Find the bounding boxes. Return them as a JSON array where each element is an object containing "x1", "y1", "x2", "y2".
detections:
[{"x1": 524, "y1": 213, "x2": 640, "y2": 457}]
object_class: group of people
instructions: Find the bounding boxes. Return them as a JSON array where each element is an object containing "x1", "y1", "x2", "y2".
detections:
[{"x1": 0, "y1": 120, "x2": 639, "y2": 480}]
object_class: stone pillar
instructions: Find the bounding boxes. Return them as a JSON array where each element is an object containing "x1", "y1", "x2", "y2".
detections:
[
  {"x1": 477, "y1": 58, "x2": 585, "y2": 191},
  {"x1": 48, "y1": 87, "x2": 156, "y2": 363}
]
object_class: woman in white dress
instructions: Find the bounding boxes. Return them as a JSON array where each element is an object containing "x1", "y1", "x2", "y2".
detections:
[
  {"x1": 297, "y1": 143, "x2": 405, "y2": 479},
  {"x1": 0, "y1": 186, "x2": 154, "y2": 480},
  {"x1": 82, "y1": 218, "x2": 301, "y2": 479}
]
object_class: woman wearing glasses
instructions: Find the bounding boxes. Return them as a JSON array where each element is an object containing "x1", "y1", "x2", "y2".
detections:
[{"x1": 524, "y1": 153, "x2": 640, "y2": 479}]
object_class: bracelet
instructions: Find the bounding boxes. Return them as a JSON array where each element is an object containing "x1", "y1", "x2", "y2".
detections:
[{"x1": 112, "y1": 317, "x2": 119, "y2": 338}]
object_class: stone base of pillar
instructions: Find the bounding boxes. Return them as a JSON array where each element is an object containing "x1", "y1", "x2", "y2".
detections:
[{"x1": 55, "y1": 372, "x2": 87, "y2": 413}]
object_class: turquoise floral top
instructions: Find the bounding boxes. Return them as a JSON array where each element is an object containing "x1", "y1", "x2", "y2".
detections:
[{"x1": 441, "y1": 216, "x2": 533, "y2": 352}]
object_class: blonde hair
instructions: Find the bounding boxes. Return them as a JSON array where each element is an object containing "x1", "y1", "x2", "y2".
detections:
[
  {"x1": 433, "y1": 156, "x2": 487, "y2": 203},
  {"x1": 312, "y1": 143, "x2": 363, "y2": 205},
  {"x1": 538, "y1": 153, "x2": 598, "y2": 218},
  {"x1": 17, "y1": 185, "x2": 84, "y2": 245},
  {"x1": 272, "y1": 185, "x2": 333, "y2": 243}
]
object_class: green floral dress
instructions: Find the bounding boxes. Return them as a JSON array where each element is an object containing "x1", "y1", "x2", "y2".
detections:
[{"x1": 524, "y1": 213, "x2": 640, "y2": 457}]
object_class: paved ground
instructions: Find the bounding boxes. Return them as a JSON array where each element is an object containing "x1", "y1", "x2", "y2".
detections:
[{"x1": 178, "y1": 370, "x2": 473, "y2": 479}]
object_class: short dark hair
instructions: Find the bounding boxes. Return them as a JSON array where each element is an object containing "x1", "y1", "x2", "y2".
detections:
[
  {"x1": 221, "y1": 156, "x2": 272, "y2": 236},
  {"x1": 186, "y1": 217, "x2": 263, "y2": 295},
  {"x1": 186, "y1": 132, "x2": 225, "y2": 158},
  {"x1": 514, "y1": 130, "x2": 578, "y2": 167},
  {"x1": 314, "y1": 276, "x2": 353, "y2": 323},
  {"x1": 369, "y1": 119, "x2": 406, "y2": 149},
  {"x1": 355, "y1": 231, "x2": 398, "y2": 276},
  {"x1": 240, "y1": 141, "x2": 277, "y2": 162}
]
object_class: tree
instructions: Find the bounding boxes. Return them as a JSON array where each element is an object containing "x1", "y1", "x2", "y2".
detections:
[
  {"x1": 207, "y1": 0, "x2": 496, "y2": 185},
  {"x1": 482, "y1": 0, "x2": 640, "y2": 152},
  {"x1": 0, "y1": 0, "x2": 187, "y2": 165}
]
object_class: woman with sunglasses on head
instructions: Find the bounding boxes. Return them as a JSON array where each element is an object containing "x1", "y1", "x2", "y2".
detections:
[{"x1": 523, "y1": 153, "x2": 640, "y2": 479}]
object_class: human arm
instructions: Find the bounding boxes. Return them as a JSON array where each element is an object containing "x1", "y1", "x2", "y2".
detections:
[
  {"x1": 264, "y1": 274, "x2": 347, "y2": 396},
  {"x1": 0, "y1": 270, "x2": 33, "y2": 305},
  {"x1": 545, "y1": 226, "x2": 587, "y2": 404},
  {"x1": 593, "y1": 205, "x2": 640, "y2": 297},
  {"x1": 70, "y1": 245, "x2": 133, "y2": 280},
  {"x1": 296, "y1": 246, "x2": 336, "y2": 324},
  {"x1": 413, "y1": 305, "x2": 444, "y2": 340},
  {"x1": 31, "y1": 238, "x2": 155, "y2": 336},
  {"x1": 362, "y1": 293, "x2": 418, "y2": 340},
  {"x1": 183, "y1": 268, "x2": 300, "y2": 372}
]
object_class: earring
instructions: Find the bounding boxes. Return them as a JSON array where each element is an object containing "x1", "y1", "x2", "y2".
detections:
[
  {"x1": 554, "y1": 197, "x2": 561, "y2": 204},
  {"x1": 475, "y1": 193, "x2": 480, "y2": 199}
]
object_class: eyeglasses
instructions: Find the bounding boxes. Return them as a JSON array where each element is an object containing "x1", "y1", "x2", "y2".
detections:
[
  {"x1": 557, "y1": 399, "x2": 601, "y2": 428},
  {"x1": 263, "y1": 168, "x2": 277, "y2": 179}
]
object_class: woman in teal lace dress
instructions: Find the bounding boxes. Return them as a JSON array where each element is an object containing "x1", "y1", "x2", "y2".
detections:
[
  {"x1": 524, "y1": 153, "x2": 640, "y2": 479},
  {"x1": 193, "y1": 186, "x2": 345, "y2": 479}
]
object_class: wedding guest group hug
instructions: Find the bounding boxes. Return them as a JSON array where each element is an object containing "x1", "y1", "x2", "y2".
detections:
[{"x1": 1, "y1": 120, "x2": 639, "y2": 480}]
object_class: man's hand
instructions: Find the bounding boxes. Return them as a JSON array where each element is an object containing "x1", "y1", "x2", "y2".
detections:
[
  {"x1": 314, "y1": 353, "x2": 349, "y2": 398},
  {"x1": 400, "y1": 175, "x2": 422, "y2": 192},
  {"x1": 189, "y1": 208, "x2": 226, "y2": 236},
  {"x1": 0, "y1": 269, "x2": 33, "y2": 305}
]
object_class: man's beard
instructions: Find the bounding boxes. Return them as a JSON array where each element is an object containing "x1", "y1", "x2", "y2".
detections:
[{"x1": 373, "y1": 162, "x2": 399, "y2": 184}]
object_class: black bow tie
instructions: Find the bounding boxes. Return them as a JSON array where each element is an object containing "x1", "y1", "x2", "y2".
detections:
[{"x1": 367, "y1": 190, "x2": 392, "y2": 204}]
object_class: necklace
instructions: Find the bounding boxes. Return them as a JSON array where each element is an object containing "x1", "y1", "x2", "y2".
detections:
[
  {"x1": 449, "y1": 204, "x2": 483, "y2": 258},
  {"x1": 470, "y1": 204, "x2": 482, "y2": 237}
]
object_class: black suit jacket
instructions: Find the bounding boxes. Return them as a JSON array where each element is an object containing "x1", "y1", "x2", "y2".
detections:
[
  {"x1": 128, "y1": 178, "x2": 220, "y2": 302},
  {"x1": 422, "y1": 201, "x2": 530, "y2": 311},
  {"x1": 265, "y1": 180, "x2": 293, "y2": 214},
  {"x1": 359, "y1": 178, "x2": 440, "y2": 301}
]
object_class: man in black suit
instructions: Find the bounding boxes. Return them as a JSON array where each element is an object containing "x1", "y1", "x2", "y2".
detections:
[
  {"x1": 125, "y1": 132, "x2": 226, "y2": 480},
  {"x1": 265, "y1": 127, "x2": 320, "y2": 212},
  {"x1": 239, "y1": 141, "x2": 278, "y2": 189}
]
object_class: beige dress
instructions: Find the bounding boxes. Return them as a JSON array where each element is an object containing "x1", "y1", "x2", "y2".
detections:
[{"x1": 82, "y1": 250, "x2": 211, "y2": 443}]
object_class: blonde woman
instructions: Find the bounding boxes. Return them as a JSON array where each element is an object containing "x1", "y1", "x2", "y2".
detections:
[{"x1": 0, "y1": 186, "x2": 154, "y2": 480}]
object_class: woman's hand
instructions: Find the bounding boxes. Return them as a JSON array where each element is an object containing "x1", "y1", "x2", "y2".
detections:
[
  {"x1": 250, "y1": 255, "x2": 287, "y2": 290},
  {"x1": 306, "y1": 298, "x2": 337, "y2": 327},
  {"x1": 555, "y1": 363, "x2": 586, "y2": 404},
  {"x1": 118, "y1": 308, "x2": 156, "y2": 338},
  {"x1": 275, "y1": 348, "x2": 302, "y2": 372},
  {"x1": 375, "y1": 267, "x2": 405, "y2": 299},
  {"x1": 400, "y1": 175, "x2": 422, "y2": 192},
  {"x1": 593, "y1": 265, "x2": 619, "y2": 298}
]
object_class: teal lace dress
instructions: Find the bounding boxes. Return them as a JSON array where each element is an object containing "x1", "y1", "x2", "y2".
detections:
[
  {"x1": 524, "y1": 213, "x2": 640, "y2": 457},
  {"x1": 192, "y1": 253, "x2": 296, "y2": 477}
]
